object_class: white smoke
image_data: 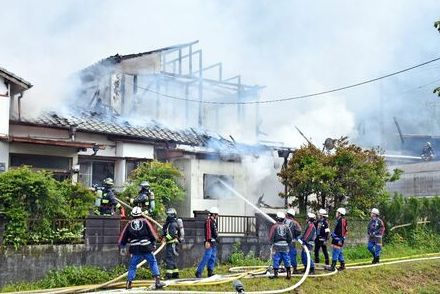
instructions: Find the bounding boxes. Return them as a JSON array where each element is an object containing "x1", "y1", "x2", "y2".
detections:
[{"x1": 1, "y1": 0, "x2": 440, "y2": 149}]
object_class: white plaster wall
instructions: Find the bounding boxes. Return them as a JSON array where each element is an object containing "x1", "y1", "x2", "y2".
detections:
[
  {"x1": 115, "y1": 142, "x2": 154, "y2": 159},
  {"x1": 0, "y1": 142, "x2": 9, "y2": 172},
  {"x1": 190, "y1": 159, "x2": 250, "y2": 216},
  {"x1": 0, "y1": 77, "x2": 10, "y2": 137},
  {"x1": 173, "y1": 158, "x2": 193, "y2": 217},
  {"x1": 114, "y1": 159, "x2": 126, "y2": 187}
]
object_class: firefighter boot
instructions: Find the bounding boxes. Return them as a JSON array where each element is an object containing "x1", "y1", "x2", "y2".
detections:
[
  {"x1": 325, "y1": 258, "x2": 330, "y2": 266},
  {"x1": 326, "y1": 260, "x2": 337, "y2": 271},
  {"x1": 154, "y1": 276, "x2": 166, "y2": 289},
  {"x1": 172, "y1": 272, "x2": 180, "y2": 279},
  {"x1": 292, "y1": 266, "x2": 300, "y2": 274},
  {"x1": 269, "y1": 269, "x2": 279, "y2": 279},
  {"x1": 207, "y1": 268, "x2": 215, "y2": 277},
  {"x1": 125, "y1": 280, "x2": 132, "y2": 290},
  {"x1": 338, "y1": 261, "x2": 346, "y2": 271},
  {"x1": 286, "y1": 267, "x2": 291, "y2": 280},
  {"x1": 165, "y1": 272, "x2": 173, "y2": 280},
  {"x1": 309, "y1": 267, "x2": 315, "y2": 274}
]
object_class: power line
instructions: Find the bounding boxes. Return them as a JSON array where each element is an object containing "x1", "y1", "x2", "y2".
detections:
[{"x1": 133, "y1": 56, "x2": 440, "y2": 105}]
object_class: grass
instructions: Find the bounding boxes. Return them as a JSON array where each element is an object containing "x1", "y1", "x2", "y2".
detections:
[
  {"x1": 164, "y1": 259, "x2": 440, "y2": 293},
  {"x1": 2, "y1": 242, "x2": 440, "y2": 293}
]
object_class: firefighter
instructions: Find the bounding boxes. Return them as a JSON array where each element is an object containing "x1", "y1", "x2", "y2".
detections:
[
  {"x1": 195, "y1": 207, "x2": 219, "y2": 278},
  {"x1": 118, "y1": 206, "x2": 165, "y2": 290},
  {"x1": 269, "y1": 212, "x2": 293, "y2": 279},
  {"x1": 285, "y1": 208, "x2": 302, "y2": 274},
  {"x1": 131, "y1": 181, "x2": 155, "y2": 214},
  {"x1": 327, "y1": 207, "x2": 348, "y2": 271},
  {"x1": 314, "y1": 208, "x2": 330, "y2": 265},
  {"x1": 99, "y1": 178, "x2": 122, "y2": 216},
  {"x1": 162, "y1": 207, "x2": 185, "y2": 279},
  {"x1": 367, "y1": 208, "x2": 385, "y2": 264},
  {"x1": 300, "y1": 212, "x2": 317, "y2": 274}
]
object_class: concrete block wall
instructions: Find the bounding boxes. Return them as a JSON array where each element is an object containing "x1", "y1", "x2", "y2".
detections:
[{"x1": 0, "y1": 214, "x2": 368, "y2": 287}]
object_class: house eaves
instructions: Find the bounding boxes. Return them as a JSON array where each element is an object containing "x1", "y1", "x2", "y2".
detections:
[{"x1": 0, "y1": 66, "x2": 33, "y2": 94}]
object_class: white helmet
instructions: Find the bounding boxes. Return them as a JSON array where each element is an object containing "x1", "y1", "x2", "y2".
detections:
[
  {"x1": 209, "y1": 207, "x2": 219, "y2": 215},
  {"x1": 166, "y1": 207, "x2": 177, "y2": 217},
  {"x1": 307, "y1": 212, "x2": 316, "y2": 219},
  {"x1": 318, "y1": 208, "x2": 328, "y2": 216},
  {"x1": 140, "y1": 181, "x2": 150, "y2": 187},
  {"x1": 131, "y1": 206, "x2": 143, "y2": 217},
  {"x1": 286, "y1": 208, "x2": 296, "y2": 216},
  {"x1": 371, "y1": 208, "x2": 380, "y2": 215},
  {"x1": 276, "y1": 211, "x2": 286, "y2": 220},
  {"x1": 337, "y1": 207, "x2": 346, "y2": 215}
]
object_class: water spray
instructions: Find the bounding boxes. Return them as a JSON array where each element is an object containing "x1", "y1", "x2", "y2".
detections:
[{"x1": 218, "y1": 179, "x2": 276, "y2": 225}]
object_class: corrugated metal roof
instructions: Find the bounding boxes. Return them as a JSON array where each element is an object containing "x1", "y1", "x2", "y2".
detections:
[{"x1": 12, "y1": 111, "x2": 236, "y2": 149}]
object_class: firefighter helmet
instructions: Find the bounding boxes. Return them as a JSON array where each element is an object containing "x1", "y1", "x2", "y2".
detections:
[
  {"x1": 286, "y1": 208, "x2": 296, "y2": 217},
  {"x1": 318, "y1": 208, "x2": 328, "y2": 217},
  {"x1": 166, "y1": 207, "x2": 177, "y2": 217},
  {"x1": 337, "y1": 207, "x2": 346, "y2": 215},
  {"x1": 307, "y1": 212, "x2": 316, "y2": 219},
  {"x1": 131, "y1": 206, "x2": 143, "y2": 217},
  {"x1": 371, "y1": 208, "x2": 380, "y2": 215},
  {"x1": 140, "y1": 181, "x2": 150, "y2": 188},
  {"x1": 103, "y1": 178, "x2": 114, "y2": 186},
  {"x1": 276, "y1": 211, "x2": 286, "y2": 221},
  {"x1": 209, "y1": 207, "x2": 219, "y2": 215}
]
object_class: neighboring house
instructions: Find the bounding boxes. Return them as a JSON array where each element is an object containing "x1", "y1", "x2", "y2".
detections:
[{"x1": 0, "y1": 66, "x2": 32, "y2": 172}]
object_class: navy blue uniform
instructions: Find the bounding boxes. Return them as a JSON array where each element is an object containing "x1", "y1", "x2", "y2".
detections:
[
  {"x1": 162, "y1": 216, "x2": 182, "y2": 278},
  {"x1": 119, "y1": 217, "x2": 160, "y2": 281},
  {"x1": 196, "y1": 216, "x2": 218, "y2": 277},
  {"x1": 331, "y1": 217, "x2": 348, "y2": 263},
  {"x1": 367, "y1": 217, "x2": 385, "y2": 260},
  {"x1": 300, "y1": 221, "x2": 317, "y2": 270},
  {"x1": 314, "y1": 217, "x2": 330, "y2": 264},
  {"x1": 269, "y1": 222, "x2": 293, "y2": 271}
]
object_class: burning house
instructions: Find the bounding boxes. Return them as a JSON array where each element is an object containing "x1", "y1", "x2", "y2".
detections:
[{"x1": 0, "y1": 43, "x2": 285, "y2": 217}]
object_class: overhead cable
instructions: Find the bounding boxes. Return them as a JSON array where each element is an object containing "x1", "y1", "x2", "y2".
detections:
[{"x1": 133, "y1": 56, "x2": 440, "y2": 105}]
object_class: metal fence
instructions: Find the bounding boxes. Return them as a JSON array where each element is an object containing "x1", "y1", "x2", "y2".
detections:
[{"x1": 217, "y1": 215, "x2": 257, "y2": 236}]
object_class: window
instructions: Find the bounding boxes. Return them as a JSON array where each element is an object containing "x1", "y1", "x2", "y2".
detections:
[
  {"x1": 203, "y1": 174, "x2": 234, "y2": 199},
  {"x1": 10, "y1": 153, "x2": 72, "y2": 181},
  {"x1": 78, "y1": 160, "x2": 114, "y2": 187}
]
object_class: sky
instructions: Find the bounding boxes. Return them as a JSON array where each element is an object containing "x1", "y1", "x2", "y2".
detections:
[{"x1": 1, "y1": 0, "x2": 440, "y2": 150}]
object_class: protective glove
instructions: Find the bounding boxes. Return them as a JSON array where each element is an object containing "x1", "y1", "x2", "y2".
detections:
[{"x1": 120, "y1": 247, "x2": 127, "y2": 256}]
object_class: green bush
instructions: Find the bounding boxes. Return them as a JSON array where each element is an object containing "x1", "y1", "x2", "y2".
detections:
[
  {"x1": 228, "y1": 242, "x2": 267, "y2": 266},
  {"x1": 0, "y1": 166, "x2": 94, "y2": 248},
  {"x1": 379, "y1": 194, "x2": 440, "y2": 242}
]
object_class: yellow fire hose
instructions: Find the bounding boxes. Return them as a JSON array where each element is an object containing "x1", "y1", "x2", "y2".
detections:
[
  {"x1": 49, "y1": 198, "x2": 166, "y2": 294},
  {"x1": 7, "y1": 198, "x2": 440, "y2": 293}
]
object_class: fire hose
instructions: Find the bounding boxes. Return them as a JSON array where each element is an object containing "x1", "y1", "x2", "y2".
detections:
[{"x1": 9, "y1": 196, "x2": 440, "y2": 293}]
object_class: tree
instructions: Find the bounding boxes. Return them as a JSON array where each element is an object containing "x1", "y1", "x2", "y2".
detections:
[
  {"x1": 278, "y1": 144, "x2": 334, "y2": 213},
  {"x1": 121, "y1": 161, "x2": 185, "y2": 218},
  {"x1": 278, "y1": 138, "x2": 401, "y2": 215}
]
